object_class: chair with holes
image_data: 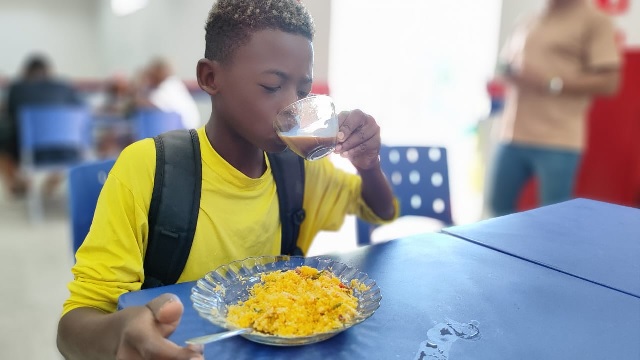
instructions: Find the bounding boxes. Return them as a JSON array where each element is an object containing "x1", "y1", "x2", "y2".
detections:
[
  {"x1": 356, "y1": 145, "x2": 453, "y2": 245},
  {"x1": 133, "y1": 109, "x2": 185, "y2": 140},
  {"x1": 19, "y1": 105, "x2": 93, "y2": 222},
  {"x1": 68, "y1": 158, "x2": 116, "y2": 253}
]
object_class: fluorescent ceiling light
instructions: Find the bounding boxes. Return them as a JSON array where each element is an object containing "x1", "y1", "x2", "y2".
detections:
[{"x1": 111, "y1": 0, "x2": 149, "y2": 16}]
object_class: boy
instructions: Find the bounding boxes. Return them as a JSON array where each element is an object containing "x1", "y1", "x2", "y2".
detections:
[{"x1": 57, "y1": 1, "x2": 397, "y2": 359}]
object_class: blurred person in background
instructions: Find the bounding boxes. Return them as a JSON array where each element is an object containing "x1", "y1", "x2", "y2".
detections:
[
  {"x1": 94, "y1": 74, "x2": 135, "y2": 158},
  {"x1": 0, "y1": 53, "x2": 84, "y2": 197},
  {"x1": 487, "y1": 0, "x2": 621, "y2": 217},
  {"x1": 97, "y1": 74, "x2": 135, "y2": 118},
  {"x1": 133, "y1": 57, "x2": 201, "y2": 129}
]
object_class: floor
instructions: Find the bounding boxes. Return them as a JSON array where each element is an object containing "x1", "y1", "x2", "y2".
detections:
[{"x1": 0, "y1": 186, "x2": 71, "y2": 360}]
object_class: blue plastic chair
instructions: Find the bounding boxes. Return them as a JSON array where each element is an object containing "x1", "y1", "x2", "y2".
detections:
[
  {"x1": 133, "y1": 109, "x2": 185, "y2": 140},
  {"x1": 18, "y1": 105, "x2": 93, "y2": 222},
  {"x1": 68, "y1": 158, "x2": 116, "y2": 253},
  {"x1": 356, "y1": 145, "x2": 453, "y2": 245},
  {"x1": 19, "y1": 105, "x2": 92, "y2": 167}
]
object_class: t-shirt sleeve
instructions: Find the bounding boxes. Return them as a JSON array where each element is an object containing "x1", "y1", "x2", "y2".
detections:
[
  {"x1": 62, "y1": 140, "x2": 155, "y2": 315},
  {"x1": 587, "y1": 13, "x2": 621, "y2": 69},
  {"x1": 296, "y1": 158, "x2": 398, "y2": 252}
]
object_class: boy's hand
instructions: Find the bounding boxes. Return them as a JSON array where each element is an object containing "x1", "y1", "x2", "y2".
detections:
[
  {"x1": 116, "y1": 294, "x2": 204, "y2": 359},
  {"x1": 335, "y1": 109, "x2": 381, "y2": 171}
]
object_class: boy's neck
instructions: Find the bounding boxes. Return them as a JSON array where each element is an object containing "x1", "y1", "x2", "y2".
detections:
[{"x1": 204, "y1": 121, "x2": 267, "y2": 179}]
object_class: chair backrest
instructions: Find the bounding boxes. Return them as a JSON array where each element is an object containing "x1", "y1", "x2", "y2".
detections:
[
  {"x1": 68, "y1": 158, "x2": 116, "y2": 252},
  {"x1": 19, "y1": 105, "x2": 92, "y2": 167},
  {"x1": 133, "y1": 109, "x2": 185, "y2": 140},
  {"x1": 357, "y1": 145, "x2": 453, "y2": 245}
]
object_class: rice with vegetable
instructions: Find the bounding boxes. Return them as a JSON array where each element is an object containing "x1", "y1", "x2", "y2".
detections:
[{"x1": 226, "y1": 265, "x2": 363, "y2": 336}]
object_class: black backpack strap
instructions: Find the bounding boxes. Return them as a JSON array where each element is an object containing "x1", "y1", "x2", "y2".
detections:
[
  {"x1": 267, "y1": 149, "x2": 306, "y2": 256},
  {"x1": 143, "y1": 129, "x2": 201, "y2": 289}
]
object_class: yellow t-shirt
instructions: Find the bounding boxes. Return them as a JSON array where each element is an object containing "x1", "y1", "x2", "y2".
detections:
[{"x1": 63, "y1": 127, "x2": 393, "y2": 315}]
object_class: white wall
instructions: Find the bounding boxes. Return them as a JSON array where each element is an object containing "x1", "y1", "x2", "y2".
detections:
[
  {"x1": 1, "y1": 0, "x2": 635, "y2": 80},
  {"x1": 96, "y1": 0, "x2": 211, "y2": 79},
  {"x1": 0, "y1": 0, "x2": 331, "y2": 83},
  {"x1": 0, "y1": 0, "x2": 102, "y2": 78},
  {"x1": 303, "y1": 0, "x2": 331, "y2": 83},
  {"x1": 96, "y1": 0, "x2": 331, "y2": 82}
]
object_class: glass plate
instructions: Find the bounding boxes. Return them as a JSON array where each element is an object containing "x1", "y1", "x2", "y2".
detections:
[{"x1": 190, "y1": 255, "x2": 382, "y2": 346}]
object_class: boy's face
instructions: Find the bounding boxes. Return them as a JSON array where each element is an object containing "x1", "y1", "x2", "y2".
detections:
[{"x1": 213, "y1": 29, "x2": 314, "y2": 152}]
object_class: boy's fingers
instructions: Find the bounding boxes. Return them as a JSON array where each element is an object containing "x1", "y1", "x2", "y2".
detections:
[
  {"x1": 340, "y1": 131, "x2": 377, "y2": 155},
  {"x1": 118, "y1": 327, "x2": 203, "y2": 360},
  {"x1": 186, "y1": 343, "x2": 205, "y2": 354},
  {"x1": 338, "y1": 110, "x2": 367, "y2": 139},
  {"x1": 338, "y1": 116, "x2": 378, "y2": 153},
  {"x1": 145, "y1": 293, "x2": 181, "y2": 320},
  {"x1": 120, "y1": 295, "x2": 203, "y2": 360},
  {"x1": 145, "y1": 293, "x2": 184, "y2": 337},
  {"x1": 134, "y1": 336, "x2": 204, "y2": 360}
]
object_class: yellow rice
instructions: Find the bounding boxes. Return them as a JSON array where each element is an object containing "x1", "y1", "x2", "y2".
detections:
[{"x1": 226, "y1": 266, "x2": 361, "y2": 336}]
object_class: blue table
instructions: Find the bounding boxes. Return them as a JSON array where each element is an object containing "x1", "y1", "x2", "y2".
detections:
[
  {"x1": 443, "y1": 198, "x2": 640, "y2": 298},
  {"x1": 119, "y1": 233, "x2": 640, "y2": 360}
]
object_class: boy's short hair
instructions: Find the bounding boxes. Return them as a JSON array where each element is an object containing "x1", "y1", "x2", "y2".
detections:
[{"x1": 204, "y1": 0, "x2": 315, "y2": 64}]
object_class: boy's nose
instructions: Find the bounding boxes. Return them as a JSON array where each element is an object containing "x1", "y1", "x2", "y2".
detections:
[{"x1": 284, "y1": 89, "x2": 300, "y2": 108}]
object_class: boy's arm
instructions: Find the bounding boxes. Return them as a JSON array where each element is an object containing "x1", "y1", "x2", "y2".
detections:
[
  {"x1": 357, "y1": 163, "x2": 396, "y2": 221},
  {"x1": 335, "y1": 110, "x2": 396, "y2": 221},
  {"x1": 58, "y1": 141, "x2": 202, "y2": 359},
  {"x1": 57, "y1": 294, "x2": 203, "y2": 360}
]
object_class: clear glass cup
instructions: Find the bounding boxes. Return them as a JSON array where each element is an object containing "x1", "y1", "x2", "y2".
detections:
[{"x1": 274, "y1": 95, "x2": 338, "y2": 161}]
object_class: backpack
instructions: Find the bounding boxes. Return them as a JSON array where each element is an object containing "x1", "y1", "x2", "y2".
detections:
[{"x1": 142, "y1": 129, "x2": 306, "y2": 289}]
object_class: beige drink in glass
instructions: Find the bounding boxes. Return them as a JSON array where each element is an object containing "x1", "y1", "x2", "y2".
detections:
[{"x1": 274, "y1": 95, "x2": 338, "y2": 161}]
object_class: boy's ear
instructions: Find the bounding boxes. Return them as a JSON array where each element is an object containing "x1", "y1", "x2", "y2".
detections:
[{"x1": 196, "y1": 58, "x2": 220, "y2": 95}]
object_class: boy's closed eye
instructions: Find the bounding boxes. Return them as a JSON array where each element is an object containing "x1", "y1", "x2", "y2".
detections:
[
  {"x1": 260, "y1": 85, "x2": 310, "y2": 99},
  {"x1": 260, "y1": 84, "x2": 281, "y2": 93}
]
